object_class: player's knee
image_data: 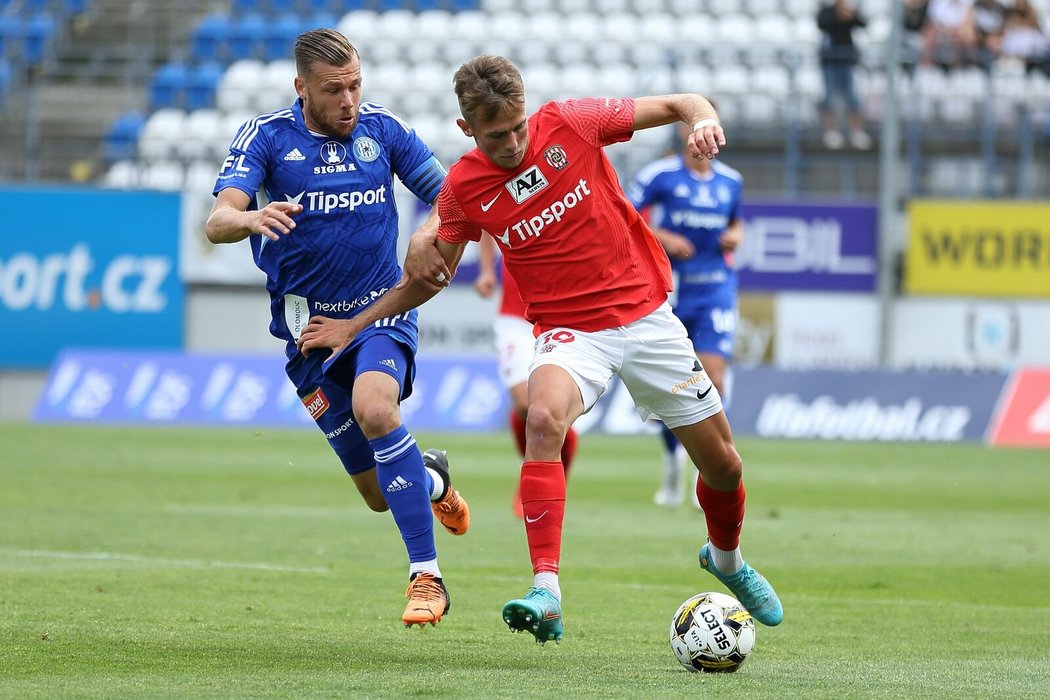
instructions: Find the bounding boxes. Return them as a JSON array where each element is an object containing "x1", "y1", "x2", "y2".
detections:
[
  {"x1": 525, "y1": 403, "x2": 567, "y2": 442},
  {"x1": 354, "y1": 403, "x2": 401, "y2": 440}
]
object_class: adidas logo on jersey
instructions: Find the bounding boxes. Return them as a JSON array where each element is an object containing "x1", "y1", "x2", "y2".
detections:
[
  {"x1": 380, "y1": 358, "x2": 397, "y2": 371},
  {"x1": 386, "y1": 476, "x2": 413, "y2": 493},
  {"x1": 284, "y1": 148, "x2": 306, "y2": 161}
]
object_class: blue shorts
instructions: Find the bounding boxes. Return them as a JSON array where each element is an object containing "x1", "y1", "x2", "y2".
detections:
[
  {"x1": 285, "y1": 333, "x2": 416, "y2": 476},
  {"x1": 674, "y1": 303, "x2": 736, "y2": 360}
]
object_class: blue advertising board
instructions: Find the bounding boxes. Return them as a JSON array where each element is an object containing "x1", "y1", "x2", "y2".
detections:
[
  {"x1": 736, "y1": 201, "x2": 879, "y2": 292},
  {"x1": 34, "y1": 350, "x2": 508, "y2": 432},
  {"x1": 0, "y1": 187, "x2": 184, "y2": 367}
]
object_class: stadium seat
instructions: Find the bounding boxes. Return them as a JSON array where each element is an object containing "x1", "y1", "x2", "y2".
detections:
[
  {"x1": 232, "y1": 0, "x2": 264, "y2": 12},
  {"x1": 23, "y1": 12, "x2": 55, "y2": 66},
  {"x1": 264, "y1": 13, "x2": 302, "y2": 62},
  {"x1": 304, "y1": 11, "x2": 337, "y2": 32},
  {"x1": 229, "y1": 13, "x2": 265, "y2": 61},
  {"x1": 102, "y1": 160, "x2": 140, "y2": 189},
  {"x1": 447, "y1": 0, "x2": 478, "y2": 10},
  {"x1": 192, "y1": 13, "x2": 232, "y2": 63},
  {"x1": 0, "y1": 58, "x2": 10, "y2": 106},
  {"x1": 149, "y1": 61, "x2": 190, "y2": 109},
  {"x1": 185, "y1": 159, "x2": 220, "y2": 194},
  {"x1": 337, "y1": 10, "x2": 379, "y2": 41},
  {"x1": 176, "y1": 109, "x2": 224, "y2": 160},
  {"x1": 140, "y1": 161, "x2": 186, "y2": 191},
  {"x1": 138, "y1": 108, "x2": 187, "y2": 160},
  {"x1": 217, "y1": 59, "x2": 265, "y2": 113},
  {"x1": 186, "y1": 61, "x2": 224, "y2": 111},
  {"x1": 103, "y1": 110, "x2": 145, "y2": 162}
]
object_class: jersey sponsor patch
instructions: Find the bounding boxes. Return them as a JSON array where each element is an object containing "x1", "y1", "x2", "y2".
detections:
[
  {"x1": 505, "y1": 164, "x2": 549, "y2": 204},
  {"x1": 301, "y1": 387, "x2": 330, "y2": 420}
]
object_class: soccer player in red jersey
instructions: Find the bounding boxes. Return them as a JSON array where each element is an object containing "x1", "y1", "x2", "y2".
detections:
[
  {"x1": 475, "y1": 234, "x2": 579, "y2": 519},
  {"x1": 298, "y1": 55, "x2": 783, "y2": 643}
]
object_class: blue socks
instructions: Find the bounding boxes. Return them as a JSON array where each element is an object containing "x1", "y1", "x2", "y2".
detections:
[{"x1": 370, "y1": 426, "x2": 436, "y2": 565}]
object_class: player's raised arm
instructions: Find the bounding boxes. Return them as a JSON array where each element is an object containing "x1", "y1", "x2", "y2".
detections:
[
  {"x1": 632, "y1": 94, "x2": 726, "y2": 160},
  {"x1": 297, "y1": 237, "x2": 467, "y2": 357},
  {"x1": 205, "y1": 187, "x2": 303, "y2": 244}
]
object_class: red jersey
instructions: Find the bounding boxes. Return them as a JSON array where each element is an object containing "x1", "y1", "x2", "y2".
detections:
[
  {"x1": 499, "y1": 258, "x2": 527, "y2": 318},
  {"x1": 439, "y1": 98, "x2": 672, "y2": 333}
]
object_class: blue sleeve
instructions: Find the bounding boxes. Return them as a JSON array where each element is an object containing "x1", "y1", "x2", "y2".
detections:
[
  {"x1": 728, "y1": 178, "x2": 743, "y2": 223},
  {"x1": 212, "y1": 118, "x2": 270, "y2": 198},
  {"x1": 402, "y1": 155, "x2": 446, "y2": 205}
]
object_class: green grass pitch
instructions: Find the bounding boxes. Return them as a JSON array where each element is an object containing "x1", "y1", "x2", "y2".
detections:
[{"x1": 2, "y1": 423, "x2": 1048, "y2": 698}]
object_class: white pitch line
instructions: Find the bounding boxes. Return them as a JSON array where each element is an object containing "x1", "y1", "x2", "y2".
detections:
[{"x1": 0, "y1": 548, "x2": 331, "y2": 574}]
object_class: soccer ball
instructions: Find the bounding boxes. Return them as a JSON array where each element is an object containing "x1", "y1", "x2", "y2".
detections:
[{"x1": 669, "y1": 591, "x2": 756, "y2": 673}]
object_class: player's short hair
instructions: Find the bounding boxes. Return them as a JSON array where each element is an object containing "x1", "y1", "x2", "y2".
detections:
[
  {"x1": 453, "y1": 55, "x2": 525, "y2": 125},
  {"x1": 294, "y1": 28, "x2": 359, "y2": 77}
]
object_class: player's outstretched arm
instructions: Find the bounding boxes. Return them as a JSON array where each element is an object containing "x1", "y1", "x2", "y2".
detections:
[
  {"x1": 403, "y1": 205, "x2": 451, "y2": 293},
  {"x1": 473, "y1": 234, "x2": 498, "y2": 298},
  {"x1": 297, "y1": 238, "x2": 467, "y2": 358},
  {"x1": 632, "y1": 94, "x2": 726, "y2": 160},
  {"x1": 205, "y1": 188, "x2": 303, "y2": 244}
]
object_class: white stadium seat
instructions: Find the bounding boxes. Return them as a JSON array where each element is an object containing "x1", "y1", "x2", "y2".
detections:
[
  {"x1": 140, "y1": 161, "x2": 185, "y2": 191},
  {"x1": 138, "y1": 108, "x2": 186, "y2": 160},
  {"x1": 176, "y1": 109, "x2": 224, "y2": 161},
  {"x1": 103, "y1": 160, "x2": 140, "y2": 189}
]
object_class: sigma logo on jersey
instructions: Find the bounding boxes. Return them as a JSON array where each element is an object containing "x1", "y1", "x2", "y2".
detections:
[
  {"x1": 287, "y1": 186, "x2": 387, "y2": 214},
  {"x1": 301, "y1": 387, "x2": 330, "y2": 420},
  {"x1": 314, "y1": 141, "x2": 357, "y2": 174},
  {"x1": 353, "y1": 137, "x2": 380, "y2": 162},
  {"x1": 505, "y1": 165, "x2": 549, "y2": 204},
  {"x1": 496, "y1": 178, "x2": 592, "y2": 246},
  {"x1": 544, "y1": 144, "x2": 569, "y2": 170}
]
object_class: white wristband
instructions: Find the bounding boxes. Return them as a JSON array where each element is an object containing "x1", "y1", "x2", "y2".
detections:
[{"x1": 692, "y1": 118, "x2": 719, "y2": 131}]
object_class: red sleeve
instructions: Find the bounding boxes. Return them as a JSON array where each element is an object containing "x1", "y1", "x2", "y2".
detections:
[
  {"x1": 437, "y1": 180, "x2": 482, "y2": 244},
  {"x1": 556, "y1": 97, "x2": 636, "y2": 149}
]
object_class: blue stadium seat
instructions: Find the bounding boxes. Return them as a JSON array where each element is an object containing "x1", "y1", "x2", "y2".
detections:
[
  {"x1": 375, "y1": 0, "x2": 409, "y2": 10},
  {"x1": 304, "y1": 10, "x2": 337, "y2": 31},
  {"x1": 149, "y1": 61, "x2": 190, "y2": 109},
  {"x1": 192, "y1": 13, "x2": 232, "y2": 63},
  {"x1": 270, "y1": 0, "x2": 296, "y2": 15},
  {"x1": 62, "y1": 0, "x2": 92, "y2": 16},
  {"x1": 414, "y1": 0, "x2": 444, "y2": 10},
  {"x1": 229, "y1": 12, "x2": 265, "y2": 61},
  {"x1": 264, "y1": 13, "x2": 302, "y2": 61},
  {"x1": 335, "y1": 0, "x2": 368, "y2": 11},
  {"x1": 187, "y1": 60, "x2": 224, "y2": 110},
  {"x1": 232, "y1": 0, "x2": 264, "y2": 13},
  {"x1": 103, "y1": 110, "x2": 145, "y2": 162},
  {"x1": 21, "y1": 0, "x2": 50, "y2": 13},
  {"x1": 23, "y1": 12, "x2": 55, "y2": 66},
  {"x1": 303, "y1": 0, "x2": 332, "y2": 13},
  {"x1": 0, "y1": 14, "x2": 24, "y2": 60},
  {"x1": 448, "y1": 0, "x2": 477, "y2": 10}
]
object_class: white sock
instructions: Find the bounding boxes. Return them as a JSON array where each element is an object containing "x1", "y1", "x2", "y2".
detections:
[
  {"x1": 709, "y1": 543, "x2": 744, "y2": 576},
  {"x1": 409, "y1": 559, "x2": 441, "y2": 579},
  {"x1": 424, "y1": 466, "x2": 445, "y2": 502},
  {"x1": 534, "y1": 572, "x2": 561, "y2": 600}
]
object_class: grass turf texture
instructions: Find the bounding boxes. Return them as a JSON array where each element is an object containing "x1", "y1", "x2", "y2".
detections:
[{"x1": 2, "y1": 424, "x2": 1048, "y2": 698}]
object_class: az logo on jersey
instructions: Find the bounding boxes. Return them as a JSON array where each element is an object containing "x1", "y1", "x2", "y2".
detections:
[{"x1": 505, "y1": 165, "x2": 549, "y2": 204}]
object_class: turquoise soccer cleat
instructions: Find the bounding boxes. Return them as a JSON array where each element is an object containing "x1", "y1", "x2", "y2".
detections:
[
  {"x1": 502, "y1": 587, "x2": 563, "y2": 645},
  {"x1": 699, "y1": 542, "x2": 784, "y2": 627}
]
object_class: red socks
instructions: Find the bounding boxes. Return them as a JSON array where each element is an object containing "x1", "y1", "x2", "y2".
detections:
[
  {"x1": 520, "y1": 460, "x2": 566, "y2": 574},
  {"x1": 697, "y1": 480, "x2": 746, "y2": 551}
]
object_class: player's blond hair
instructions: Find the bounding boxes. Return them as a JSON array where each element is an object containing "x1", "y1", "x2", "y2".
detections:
[
  {"x1": 453, "y1": 55, "x2": 525, "y2": 125},
  {"x1": 294, "y1": 28, "x2": 358, "y2": 77}
]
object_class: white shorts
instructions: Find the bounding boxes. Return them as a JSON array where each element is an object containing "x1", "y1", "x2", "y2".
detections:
[
  {"x1": 493, "y1": 313, "x2": 536, "y2": 389},
  {"x1": 529, "y1": 303, "x2": 723, "y2": 429}
]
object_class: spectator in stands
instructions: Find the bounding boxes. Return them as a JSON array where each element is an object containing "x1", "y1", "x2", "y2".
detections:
[
  {"x1": 971, "y1": 0, "x2": 1007, "y2": 66},
  {"x1": 1000, "y1": 0, "x2": 1050, "y2": 73},
  {"x1": 817, "y1": 0, "x2": 872, "y2": 149},
  {"x1": 298, "y1": 54, "x2": 783, "y2": 644},
  {"x1": 902, "y1": 0, "x2": 931, "y2": 68},
  {"x1": 204, "y1": 28, "x2": 470, "y2": 630},
  {"x1": 922, "y1": 0, "x2": 978, "y2": 67},
  {"x1": 474, "y1": 235, "x2": 579, "y2": 519},
  {"x1": 627, "y1": 122, "x2": 744, "y2": 509}
]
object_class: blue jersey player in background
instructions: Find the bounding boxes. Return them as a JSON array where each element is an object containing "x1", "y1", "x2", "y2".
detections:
[
  {"x1": 627, "y1": 122, "x2": 745, "y2": 510},
  {"x1": 205, "y1": 29, "x2": 470, "y2": 628}
]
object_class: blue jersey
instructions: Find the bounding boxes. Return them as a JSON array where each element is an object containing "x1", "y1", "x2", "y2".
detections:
[
  {"x1": 213, "y1": 99, "x2": 446, "y2": 359},
  {"x1": 627, "y1": 156, "x2": 742, "y2": 315}
]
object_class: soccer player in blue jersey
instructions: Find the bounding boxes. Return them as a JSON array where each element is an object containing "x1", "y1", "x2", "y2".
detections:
[
  {"x1": 204, "y1": 28, "x2": 470, "y2": 628},
  {"x1": 627, "y1": 122, "x2": 745, "y2": 510}
]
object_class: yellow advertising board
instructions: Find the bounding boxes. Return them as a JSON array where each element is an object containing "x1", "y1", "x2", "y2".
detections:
[{"x1": 906, "y1": 201, "x2": 1050, "y2": 297}]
